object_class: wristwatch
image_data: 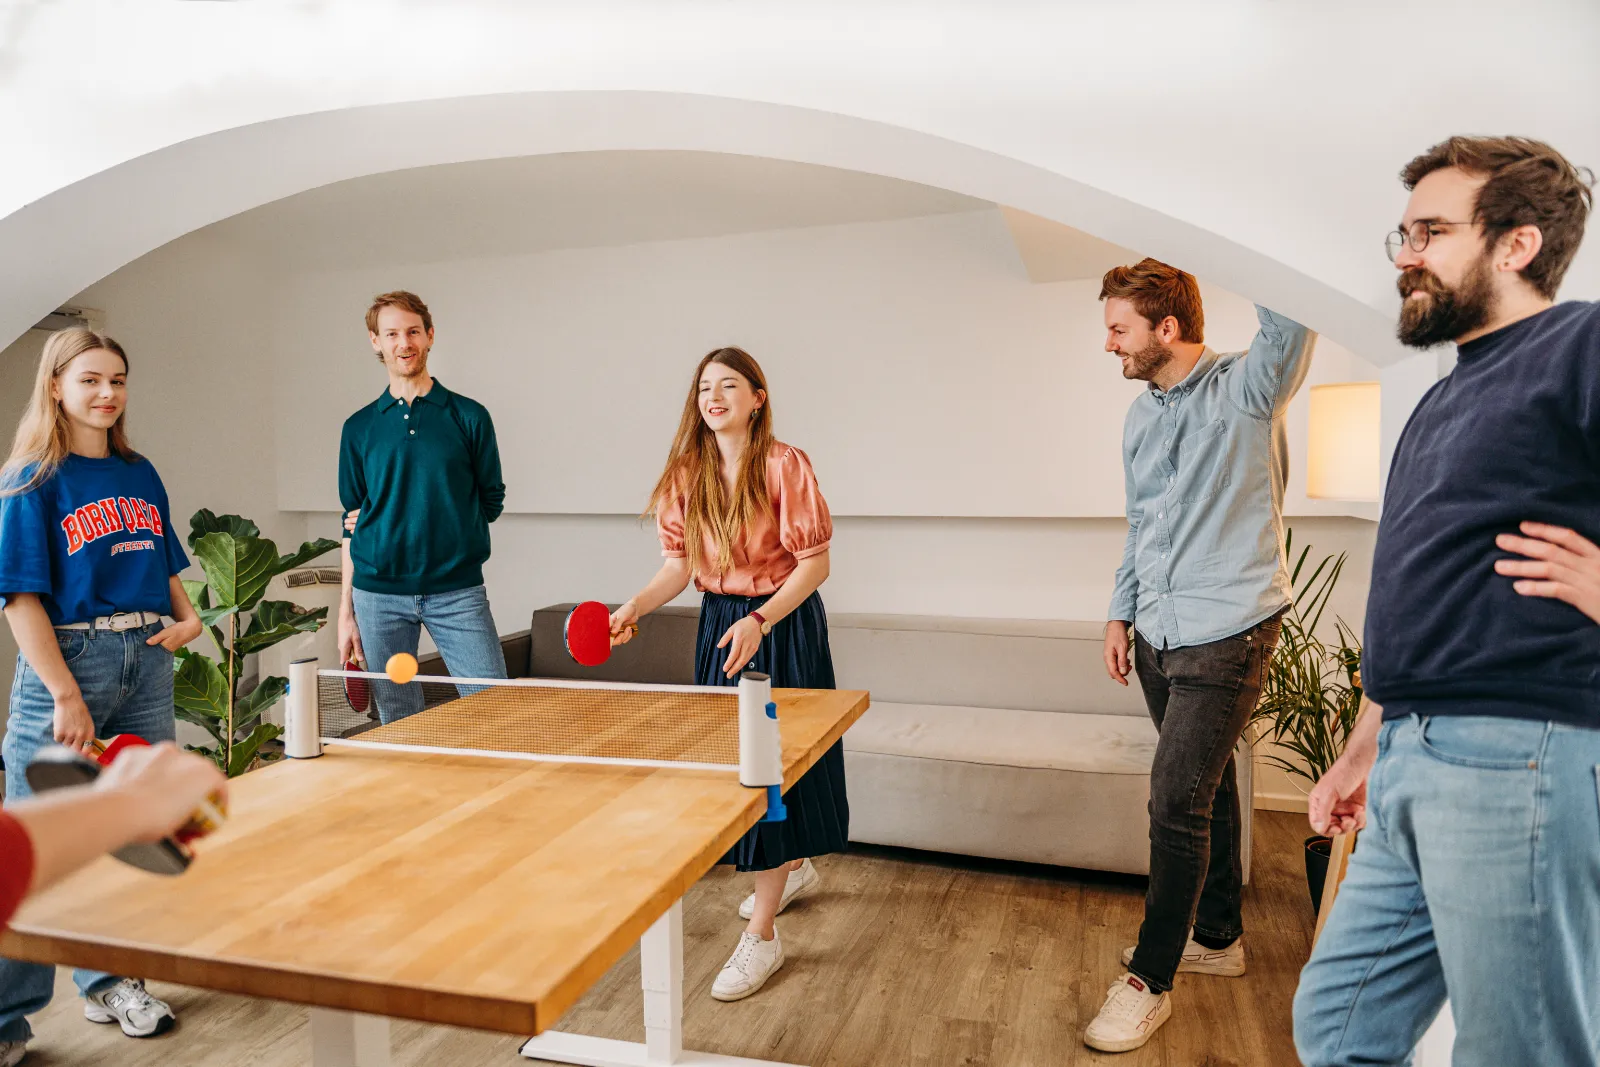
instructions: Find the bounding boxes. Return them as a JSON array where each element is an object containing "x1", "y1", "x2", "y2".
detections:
[{"x1": 749, "y1": 610, "x2": 773, "y2": 636}]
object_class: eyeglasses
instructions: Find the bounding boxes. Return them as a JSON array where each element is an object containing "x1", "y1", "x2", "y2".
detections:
[{"x1": 1384, "y1": 219, "x2": 1473, "y2": 263}]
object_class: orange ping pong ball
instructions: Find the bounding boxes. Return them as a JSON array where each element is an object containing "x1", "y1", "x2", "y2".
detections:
[{"x1": 385, "y1": 652, "x2": 419, "y2": 685}]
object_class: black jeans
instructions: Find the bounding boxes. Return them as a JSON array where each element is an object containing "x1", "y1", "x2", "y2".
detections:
[{"x1": 1127, "y1": 610, "x2": 1283, "y2": 992}]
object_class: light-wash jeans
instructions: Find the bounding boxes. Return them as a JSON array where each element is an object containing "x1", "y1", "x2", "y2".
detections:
[
  {"x1": 0, "y1": 622, "x2": 176, "y2": 1042},
  {"x1": 351, "y1": 584, "x2": 507, "y2": 724},
  {"x1": 1295, "y1": 714, "x2": 1600, "y2": 1067}
]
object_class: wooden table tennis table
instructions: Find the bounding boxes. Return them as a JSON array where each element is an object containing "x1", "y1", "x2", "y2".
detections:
[{"x1": 0, "y1": 683, "x2": 868, "y2": 1067}]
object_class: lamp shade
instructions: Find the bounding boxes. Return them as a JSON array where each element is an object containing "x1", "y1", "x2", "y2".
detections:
[{"x1": 1307, "y1": 382, "x2": 1381, "y2": 501}]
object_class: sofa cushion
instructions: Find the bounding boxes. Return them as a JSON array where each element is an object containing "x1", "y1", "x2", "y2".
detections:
[
  {"x1": 845, "y1": 701, "x2": 1157, "y2": 775},
  {"x1": 827, "y1": 613, "x2": 1148, "y2": 717}
]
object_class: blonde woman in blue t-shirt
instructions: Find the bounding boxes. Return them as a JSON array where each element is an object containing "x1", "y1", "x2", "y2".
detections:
[{"x1": 0, "y1": 328, "x2": 203, "y2": 1063}]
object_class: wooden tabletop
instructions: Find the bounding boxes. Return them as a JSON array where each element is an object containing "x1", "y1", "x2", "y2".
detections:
[{"x1": 1, "y1": 686, "x2": 868, "y2": 1035}]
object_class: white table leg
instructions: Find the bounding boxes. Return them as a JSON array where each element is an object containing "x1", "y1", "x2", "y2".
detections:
[
  {"x1": 309, "y1": 1008, "x2": 392, "y2": 1067},
  {"x1": 641, "y1": 899, "x2": 684, "y2": 1062},
  {"x1": 520, "y1": 899, "x2": 803, "y2": 1066}
]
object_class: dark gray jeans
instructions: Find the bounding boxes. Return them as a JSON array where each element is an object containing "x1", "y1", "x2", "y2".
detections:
[{"x1": 1127, "y1": 610, "x2": 1283, "y2": 992}]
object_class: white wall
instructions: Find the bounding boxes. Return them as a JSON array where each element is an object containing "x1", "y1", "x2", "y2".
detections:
[{"x1": 276, "y1": 208, "x2": 1382, "y2": 519}]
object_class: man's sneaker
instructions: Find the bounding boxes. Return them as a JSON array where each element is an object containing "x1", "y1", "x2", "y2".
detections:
[
  {"x1": 710, "y1": 929, "x2": 785, "y2": 1002},
  {"x1": 0, "y1": 1040, "x2": 26, "y2": 1067},
  {"x1": 83, "y1": 979, "x2": 175, "y2": 1037},
  {"x1": 738, "y1": 858, "x2": 820, "y2": 919},
  {"x1": 1121, "y1": 935, "x2": 1246, "y2": 977},
  {"x1": 1083, "y1": 973, "x2": 1171, "y2": 1053}
]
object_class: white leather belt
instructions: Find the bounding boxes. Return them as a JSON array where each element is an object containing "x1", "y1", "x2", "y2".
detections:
[{"x1": 57, "y1": 611, "x2": 162, "y2": 632}]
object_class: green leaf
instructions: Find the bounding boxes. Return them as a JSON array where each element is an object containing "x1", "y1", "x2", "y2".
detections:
[
  {"x1": 184, "y1": 742, "x2": 227, "y2": 775},
  {"x1": 180, "y1": 579, "x2": 210, "y2": 612},
  {"x1": 228, "y1": 722, "x2": 283, "y2": 777},
  {"x1": 234, "y1": 676, "x2": 288, "y2": 729},
  {"x1": 233, "y1": 601, "x2": 328, "y2": 657},
  {"x1": 188, "y1": 510, "x2": 260, "y2": 553},
  {"x1": 173, "y1": 649, "x2": 230, "y2": 722},
  {"x1": 175, "y1": 705, "x2": 227, "y2": 745},
  {"x1": 193, "y1": 531, "x2": 278, "y2": 613},
  {"x1": 275, "y1": 538, "x2": 341, "y2": 575},
  {"x1": 198, "y1": 605, "x2": 238, "y2": 627}
]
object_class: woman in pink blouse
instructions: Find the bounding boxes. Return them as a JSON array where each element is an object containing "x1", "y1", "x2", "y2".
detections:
[{"x1": 611, "y1": 346, "x2": 847, "y2": 1003}]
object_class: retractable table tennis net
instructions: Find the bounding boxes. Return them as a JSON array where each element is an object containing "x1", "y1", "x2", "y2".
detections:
[{"x1": 285, "y1": 660, "x2": 786, "y2": 803}]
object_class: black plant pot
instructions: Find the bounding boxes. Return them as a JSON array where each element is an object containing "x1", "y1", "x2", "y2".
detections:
[{"x1": 1305, "y1": 835, "x2": 1333, "y2": 915}]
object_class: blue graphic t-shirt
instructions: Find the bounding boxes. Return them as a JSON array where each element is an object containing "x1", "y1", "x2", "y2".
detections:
[{"x1": 0, "y1": 454, "x2": 189, "y2": 626}]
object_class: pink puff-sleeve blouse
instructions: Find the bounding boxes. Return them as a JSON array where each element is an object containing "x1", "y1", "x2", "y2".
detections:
[{"x1": 656, "y1": 442, "x2": 833, "y2": 596}]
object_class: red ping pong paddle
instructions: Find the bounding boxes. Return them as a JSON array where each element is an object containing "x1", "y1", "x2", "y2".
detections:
[
  {"x1": 344, "y1": 659, "x2": 370, "y2": 713},
  {"x1": 564, "y1": 601, "x2": 637, "y2": 667},
  {"x1": 25, "y1": 735, "x2": 227, "y2": 875}
]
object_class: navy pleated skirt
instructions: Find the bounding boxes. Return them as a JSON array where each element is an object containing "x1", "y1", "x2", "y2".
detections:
[{"x1": 696, "y1": 590, "x2": 850, "y2": 872}]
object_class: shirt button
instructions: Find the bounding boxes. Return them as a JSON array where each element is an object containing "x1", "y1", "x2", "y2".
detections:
[
  {"x1": 1157, "y1": 511, "x2": 1164, "y2": 519},
  {"x1": 409, "y1": 430, "x2": 415, "y2": 436},
  {"x1": 404, "y1": 414, "x2": 410, "y2": 420}
]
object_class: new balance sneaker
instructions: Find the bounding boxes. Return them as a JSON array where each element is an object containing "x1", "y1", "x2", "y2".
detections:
[
  {"x1": 737, "y1": 858, "x2": 820, "y2": 920},
  {"x1": 1083, "y1": 973, "x2": 1171, "y2": 1053},
  {"x1": 710, "y1": 928, "x2": 785, "y2": 1001},
  {"x1": 1121, "y1": 935, "x2": 1246, "y2": 977},
  {"x1": 0, "y1": 1040, "x2": 26, "y2": 1067},
  {"x1": 83, "y1": 979, "x2": 175, "y2": 1037}
]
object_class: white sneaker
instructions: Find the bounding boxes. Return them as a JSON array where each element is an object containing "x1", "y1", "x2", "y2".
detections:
[
  {"x1": 1083, "y1": 973, "x2": 1171, "y2": 1053},
  {"x1": 737, "y1": 858, "x2": 820, "y2": 920},
  {"x1": 83, "y1": 978, "x2": 175, "y2": 1037},
  {"x1": 1121, "y1": 935, "x2": 1246, "y2": 977},
  {"x1": 710, "y1": 929, "x2": 785, "y2": 1002},
  {"x1": 0, "y1": 1040, "x2": 26, "y2": 1067}
]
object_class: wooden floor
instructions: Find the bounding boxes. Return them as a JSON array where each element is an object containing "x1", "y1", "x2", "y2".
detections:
[{"x1": 19, "y1": 811, "x2": 1315, "y2": 1067}]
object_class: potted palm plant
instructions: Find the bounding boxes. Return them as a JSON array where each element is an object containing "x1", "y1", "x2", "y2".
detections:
[{"x1": 1249, "y1": 529, "x2": 1364, "y2": 914}]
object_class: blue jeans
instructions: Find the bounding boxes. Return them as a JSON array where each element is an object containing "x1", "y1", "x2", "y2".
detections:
[
  {"x1": 0, "y1": 622, "x2": 176, "y2": 1042},
  {"x1": 351, "y1": 585, "x2": 507, "y2": 724},
  {"x1": 1295, "y1": 715, "x2": 1600, "y2": 1067}
]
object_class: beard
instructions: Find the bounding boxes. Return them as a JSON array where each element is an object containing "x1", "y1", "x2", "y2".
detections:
[
  {"x1": 388, "y1": 348, "x2": 429, "y2": 377},
  {"x1": 1120, "y1": 335, "x2": 1175, "y2": 382},
  {"x1": 1396, "y1": 254, "x2": 1496, "y2": 348}
]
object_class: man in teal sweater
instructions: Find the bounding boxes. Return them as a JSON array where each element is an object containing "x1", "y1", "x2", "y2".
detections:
[{"x1": 337, "y1": 291, "x2": 508, "y2": 722}]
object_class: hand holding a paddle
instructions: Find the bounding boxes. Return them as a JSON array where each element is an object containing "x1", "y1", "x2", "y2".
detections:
[
  {"x1": 609, "y1": 601, "x2": 640, "y2": 647},
  {"x1": 98, "y1": 742, "x2": 229, "y2": 846}
]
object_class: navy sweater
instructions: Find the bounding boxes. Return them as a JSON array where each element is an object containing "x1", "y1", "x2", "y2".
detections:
[{"x1": 1366, "y1": 302, "x2": 1600, "y2": 727}]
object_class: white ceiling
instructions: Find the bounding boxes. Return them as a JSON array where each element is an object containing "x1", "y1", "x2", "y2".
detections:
[{"x1": 211, "y1": 150, "x2": 994, "y2": 269}]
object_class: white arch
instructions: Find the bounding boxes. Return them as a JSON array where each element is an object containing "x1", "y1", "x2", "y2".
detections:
[{"x1": 0, "y1": 91, "x2": 1407, "y2": 363}]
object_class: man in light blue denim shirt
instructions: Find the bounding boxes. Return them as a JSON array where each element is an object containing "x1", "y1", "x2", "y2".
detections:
[{"x1": 1084, "y1": 259, "x2": 1314, "y2": 1053}]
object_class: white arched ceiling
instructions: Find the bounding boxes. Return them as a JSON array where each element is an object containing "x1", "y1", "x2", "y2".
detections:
[{"x1": 2, "y1": 1, "x2": 1596, "y2": 363}]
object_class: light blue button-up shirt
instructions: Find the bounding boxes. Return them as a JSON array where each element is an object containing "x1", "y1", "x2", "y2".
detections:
[{"x1": 1109, "y1": 306, "x2": 1315, "y2": 649}]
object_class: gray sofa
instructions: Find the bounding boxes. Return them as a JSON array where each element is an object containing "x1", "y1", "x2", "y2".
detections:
[{"x1": 426, "y1": 605, "x2": 1250, "y2": 879}]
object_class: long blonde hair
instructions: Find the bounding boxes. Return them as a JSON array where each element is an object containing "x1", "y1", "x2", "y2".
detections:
[
  {"x1": 2, "y1": 328, "x2": 136, "y2": 495},
  {"x1": 648, "y1": 347, "x2": 776, "y2": 576}
]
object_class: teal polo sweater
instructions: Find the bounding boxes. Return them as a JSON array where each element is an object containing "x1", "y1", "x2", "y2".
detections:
[{"x1": 338, "y1": 380, "x2": 505, "y2": 595}]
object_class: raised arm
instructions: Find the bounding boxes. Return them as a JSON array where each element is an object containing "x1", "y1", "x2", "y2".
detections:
[{"x1": 1226, "y1": 305, "x2": 1317, "y2": 419}]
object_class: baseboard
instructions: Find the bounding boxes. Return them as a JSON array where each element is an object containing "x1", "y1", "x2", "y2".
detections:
[{"x1": 1253, "y1": 791, "x2": 1309, "y2": 813}]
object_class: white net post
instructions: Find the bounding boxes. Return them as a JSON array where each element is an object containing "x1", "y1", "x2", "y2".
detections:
[
  {"x1": 737, "y1": 671, "x2": 784, "y2": 821},
  {"x1": 285, "y1": 658, "x2": 323, "y2": 759}
]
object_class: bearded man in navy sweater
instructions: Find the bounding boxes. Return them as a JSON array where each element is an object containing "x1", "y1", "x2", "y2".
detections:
[{"x1": 1295, "y1": 137, "x2": 1599, "y2": 1067}]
